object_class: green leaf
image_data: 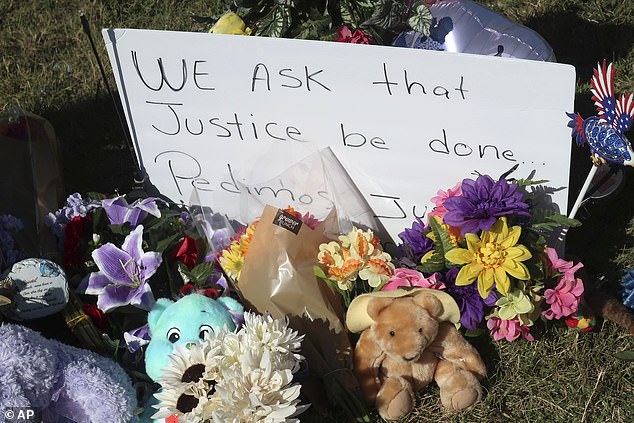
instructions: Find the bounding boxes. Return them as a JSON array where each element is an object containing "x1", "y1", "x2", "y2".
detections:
[
  {"x1": 464, "y1": 327, "x2": 485, "y2": 337},
  {"x1": 108, "y1": 223, "x2": 131, "y2": 236},
  {"x1": 361, "y1": 0, "x2": 405, "y2": 31},
  {"x1": 407, "y1": 2, "x2": 432, "y2": 35},
  {"x1": 86, "y1": 191, "x2": 107, "y2": 200},
  {"x1": 546, "y1": 214, "x2": 582, "y2": 228},
  {"x1": 313, "y1": 265, "x2": 327, "y2": 280},
  {"x1": 191, "y1": 262, "x2": 216, "y2": 285},
  {"x1": 513, "y1": 178, "x2": 550, "y2": 187},
  {"x1": 154, "y1": 233, "x2": 182, "y2": 254},
  {"x1": 418, "y1": 249, "x2": 444, "y2": 273},
  {"x1": 177, "y1": 262, "x2": 194, "y2": 284},
  {"x1": 530, "y1": 207, "x2": 581, "y2": 232},
  {"x1": 615, "y1": 350, "x2": 634, "y2": 361},
  {"x1": 418, "y1": 217, "x2": 456, "y2": 273},
  {"x1": 338, "y1": 0, "x2": 357, "y2": 26},
  {"x1": 255, "y1": 4, "x2": 292, "y2": 37}
]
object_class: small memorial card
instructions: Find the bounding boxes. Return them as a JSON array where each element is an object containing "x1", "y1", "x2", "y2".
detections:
[{"x1": 1, "y1": 258, "x2": 69, "y2": 320}]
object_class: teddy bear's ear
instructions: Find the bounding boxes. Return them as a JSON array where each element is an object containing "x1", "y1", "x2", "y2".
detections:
[
  {"x1": 147, "y1": 298, "x2": 174, "y2": 332},
  {"x1": 367, "y1": 297, "x2": 395, "y2": 320},
  {"x1": 413, "y1": 292, "x2": 443, "y2": 318}
]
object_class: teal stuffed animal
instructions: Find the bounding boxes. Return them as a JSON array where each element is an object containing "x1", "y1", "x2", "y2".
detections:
[{"x1": 145, "y1": 293, "x2": 244, "y2": 382}]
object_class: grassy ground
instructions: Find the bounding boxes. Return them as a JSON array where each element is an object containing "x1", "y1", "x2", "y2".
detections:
[{"x1": 2, "y1": 1, "x2": 634, "y2": 422}]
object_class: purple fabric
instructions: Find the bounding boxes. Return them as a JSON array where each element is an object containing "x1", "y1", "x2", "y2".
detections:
[{"x1": 0, "y1": 324, "x2": 137, "y2": 423}]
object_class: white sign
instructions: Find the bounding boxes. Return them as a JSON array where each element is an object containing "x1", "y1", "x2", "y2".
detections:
[{"x1": 103, "y1": 29, "x2": 576, "y2": 241}]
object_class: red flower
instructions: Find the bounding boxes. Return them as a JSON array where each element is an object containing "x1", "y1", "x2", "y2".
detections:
[
  {"x1": 64, "y1": 215, "x2": 91, "y2": 270},
  {"x1": 197, "y1": 287, "x2": 219, "y2": 300},
  {"x1": 179, "y1": 283, "x2": 196, "y2": 297},
  {"x1": 172, "y1": 235, "x2": 198, "y2": 270},
  {"x1": 82, "y1": 303, "x2": 110, "y2": 333},
  {"x1": 335, "y1": 26, "x2": 370, "y2": 44}
]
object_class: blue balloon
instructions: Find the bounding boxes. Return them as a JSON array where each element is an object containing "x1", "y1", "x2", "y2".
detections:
[{"x1": 430, "y1": 0, "x2": 555, "y2": 61}]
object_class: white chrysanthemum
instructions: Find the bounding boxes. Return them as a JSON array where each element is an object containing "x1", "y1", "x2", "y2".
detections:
[
  {"x1": 153, "y1": 312, "x2": 308, "y2": 422},
  {"x1": 242, "y1": 312, "x2": 304, "y2": 372},
  {"x1": 217, "y1": 329, "x2": 251, "y2": 368},
  {"x1": 158, "y1": 340, "x2": 223, "y2": 392},
  {"x1": 212, "y1": 355, "x2": 307, "y2": 423}
]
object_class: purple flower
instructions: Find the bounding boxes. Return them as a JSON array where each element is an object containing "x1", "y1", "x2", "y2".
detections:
[
  {"x1": 124, "y1": 323, "x2": 151, "y2": 353},
  {"x1": 46, "y1": 193, "x2": 100, "y2": 239},
  {"x1": 0, "y1": 214, "x2": 25, "y2": 272},
  {"x1": 443, "y1": 175, "x2": 529, "y2": 236},
  {"x1": 396, "y1": 218, "x2": 433, "y2": 268},
  {"x1": 101, "y1": 196, "x2": 162, "y2": 228},
  {"x1": 82, "y1": 225, "x2": 160, "y2": 312},
  {"x1": 444, "y1": 267, "x2": 497, "y2": 331}
]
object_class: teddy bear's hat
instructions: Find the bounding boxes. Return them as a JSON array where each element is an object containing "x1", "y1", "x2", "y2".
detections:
[{"x1": 345, "y1": 288, "x2": 461, "y2": 333}]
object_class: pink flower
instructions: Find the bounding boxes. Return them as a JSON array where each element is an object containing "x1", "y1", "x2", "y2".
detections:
[
  {"x1": 545, "y1": 247, "x2": 584, "y2": 281},
  {"x1": 334, "y1": 26, "x2": 370, "y2": 44},
  {"x1": 382, "y1": 268, "x2": 446, "y2": 291},
  {"x1": 542, "y1": 277, "x2": 584, "y2": 320},
  {"x1": 487, "y1": 316, "x2": 534, "y2": 342},
  {"x1": 428, "y1": 182, "x2": 462, "y2": 221}
]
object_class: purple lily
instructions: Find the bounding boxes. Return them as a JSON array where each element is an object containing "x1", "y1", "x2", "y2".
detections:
[
  {"x1": 101, "y1": 196, "x2": 162, "y2": 227},
  {"x1": 83, "y1": 225, "x2": 160, "y2": 312}
]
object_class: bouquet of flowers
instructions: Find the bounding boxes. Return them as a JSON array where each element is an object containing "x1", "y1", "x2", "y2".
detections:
[
  {"x1": 217, "y1": 204, "x2": 371, "y2": 421},
  {"x1": 45, "y1": 192, "x2": 229, "y2": 356},
  {"x1": 385, "y1": 174, "x2": 587, "y2": 341},
  {"x1": 197, "y1": 0, "x2": 446, "y2": 48},
  {"x1": 313, "y1": 226, "x2": 395, "y2": 307},
  {"x1": 152, "y1": 312, "x2": 307, "y2": 423}
]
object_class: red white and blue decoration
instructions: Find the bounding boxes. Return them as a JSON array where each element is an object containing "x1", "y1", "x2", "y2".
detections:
[{"x1": 567, "y1": 61, "x2": 634, "y2": 166}]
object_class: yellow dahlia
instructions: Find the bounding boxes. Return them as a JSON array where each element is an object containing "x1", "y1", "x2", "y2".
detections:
[{"x1": 445, "y1": 217, "x2": 531, "y2": 298}]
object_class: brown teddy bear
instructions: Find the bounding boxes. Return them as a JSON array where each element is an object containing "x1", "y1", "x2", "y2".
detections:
[{"x1": 346, "y1": 288, "x2": 487, "y2": 421}]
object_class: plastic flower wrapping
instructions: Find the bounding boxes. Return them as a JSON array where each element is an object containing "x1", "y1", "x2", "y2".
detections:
[
  {"x1": 152, "y1": 312, "x2": 307, "y2": 423},
  {"x1": 388, "y1": 174, "x2": 587, "y2": 342}
]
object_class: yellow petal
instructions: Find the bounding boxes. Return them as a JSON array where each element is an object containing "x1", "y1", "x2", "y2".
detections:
[
  {"x1": 445, "y1": 247, "x2": 473, "y2": 265},
  {"x1": 455, "y1": 263, "x2": 482, "y2": 286},
  {"x1": 500, "y1": 225, "x2": 521, "y2": 249},
  {"x1": 503, "y1": 260, "x2": 530, "y2": 280},
  {"x1": 494, "y1": 266, "x2": 510, "y2": 295},
  {"x1": 505, "y1": 245, "x2": 527, "y2": 260},
  {"x1": 465, "y1": 233, "x2": 481, "y2": 253},
  {"x1": 477, "y1": 268, "x2": 494, "y2": 298}
]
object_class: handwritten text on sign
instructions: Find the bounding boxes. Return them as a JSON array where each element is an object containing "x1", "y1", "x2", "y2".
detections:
[{"x1": 103, "y1": 29, "x2": 576, "y2": 241}]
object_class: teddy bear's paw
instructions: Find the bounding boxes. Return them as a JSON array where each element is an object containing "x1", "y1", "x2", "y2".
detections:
[
  {"x1": 441, "y1": 385, "x2": 482, "y2": 410},
  {"x1": 376, "y1": 377, "x2": 415, "y2": 421}
]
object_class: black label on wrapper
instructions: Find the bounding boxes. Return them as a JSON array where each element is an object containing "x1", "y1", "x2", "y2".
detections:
[{"x1": 273, "y1": 209, "x2": 302, "y2": 234}]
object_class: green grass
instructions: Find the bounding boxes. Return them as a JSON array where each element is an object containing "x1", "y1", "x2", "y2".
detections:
[{"x1": 2, "y1": 1, "x2": 634, "y2": 422}]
